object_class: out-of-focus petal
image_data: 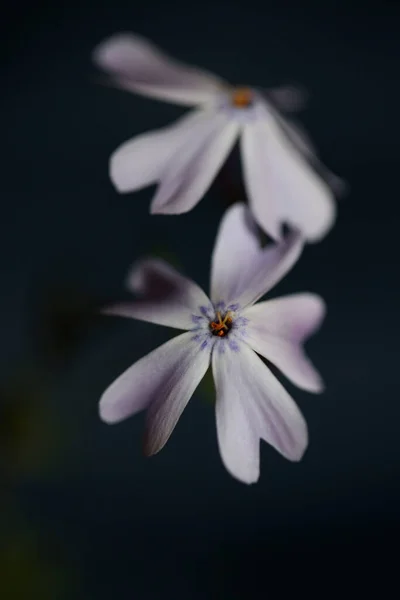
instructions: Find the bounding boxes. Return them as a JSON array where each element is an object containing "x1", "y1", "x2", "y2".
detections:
[
  {"x1": 265, "y1": 85, "x2": 309, "y2": 112},
  {"x1": 99, "y1": 332, "x2": 211, "y2": 437},
  {"x1": 273, "y1": 113, "x2": 317, "y2": 158},
  {"x1": 243, "y1": 294, "x2": 326, "y2": 392},
  {"x1": 93, "y1": 33, "x2": 228, "y2": 106},
  {"x1": 103, "y1": 258, "x2": 210, "y2": 330},
  {"x1": 151, "y1": 114, "x2": 239, "y2": 214},
  {"x1": 240, "y1": 108, "x2": 336, "y2": 242},
  {"x1": 273, "y1": 112, "x2": 347, "y2": 196},
  {"x1": 110, "y1": 110, "x2": 209, "y2": 193},
  {"x1": 240, "y1": 121, "x2": 283, "y2": 242},
  {"x1": 210, "y1": 203, "x2": 303, "y2": 308},
  {"x1": 213, "y1": 342, "x2": 308, "y2": 484}
]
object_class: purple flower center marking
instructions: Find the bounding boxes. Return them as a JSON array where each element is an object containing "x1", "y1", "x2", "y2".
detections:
[{"x1": 191, "y1": 302, "x2": 248, "y2": 350}]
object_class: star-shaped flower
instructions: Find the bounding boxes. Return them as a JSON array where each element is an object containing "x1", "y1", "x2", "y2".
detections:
[
  {"x1": 94, "y1": 33, "x2": 338, "y2": 242},
  {"x1": 99, "y1": 204, "x2": 326, "y2": 484}
]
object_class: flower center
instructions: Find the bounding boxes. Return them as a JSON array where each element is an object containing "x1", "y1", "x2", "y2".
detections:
[
  {"x1": 209, "y1": 311, "x2": 233, "y2": 337},
  {"x1": 231, "y1": 87, "x2": 253, "y2": 108}
]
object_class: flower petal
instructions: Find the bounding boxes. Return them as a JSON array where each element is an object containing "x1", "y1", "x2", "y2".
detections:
[
  {"x1": 93, "y1": 33, "x2": 228, "y2": 106},
  {"x1": 210, "y1": 203, "x2": 261, "y2": 304},
  {"x1": 265, "y1": 85, "x2": 309, "y2": 112},
  {"x1": 151, "y1": 114, "x2": 239, "y2": 214},
  {"x1": 210, "y1": 203, "x2": 304, "y2": 308},
  {"x1": 243, "y1": 294, "x2": 326, "y2": 392},
  {"x1": 272, "y1": 113, "x2": 317, "y2": 158},
  {"x1": 143, "y1": 333, "x2": 211, "y2": 455},
  {"x1": 240, "y1": 106, "x2": 336, "y2": 242},
  {"x1": 99, "y1": 332, "x2": 211, "y2": 448},
  {"x1": 110, "y1": 109, "x2": 209, "y2": 193},
  {"x1": 103, "y1": 258, "x2": 211, "y2": 330},
  {"x1": 213, "y1": 341, "x2": 308, "y2": 484},
  {"x1": 273, "y1": 112, "x2": 347, "y2": 197}
]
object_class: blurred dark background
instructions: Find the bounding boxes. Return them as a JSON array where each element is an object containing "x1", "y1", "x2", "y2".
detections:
[{"x1": 0, "y1": 0, "x2": 399, "y2": 598}]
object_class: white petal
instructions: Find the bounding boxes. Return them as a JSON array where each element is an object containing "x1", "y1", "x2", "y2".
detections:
[
  {"x1": 210, "y1": 203, "x2": 261, "y2": 305},
  {"x1": 240, "y1": 124, "x2": 282, "y2": 242},
  {"x1": 151, "y1": 114, "x2": 239, "y2": 215},
  {"x1": 110, "y1": 109, "x2": 209, "y2": 193},
  {"x1": 144, "y1": 333, "x2": 211, "y2": 455},
  {"x1": 234, "y1": 231, "x2": 303, "y2": 308},
  {"x1": 240, "y1": 107, "x2": 336, "y2": 242},
  {"x1": 93, "y1": 33, "x2": 229, "y2": 106},
  {"x1": 243, "y1": 294, "x2": 326, "y2": 392},
  {"x1": 99, "y1": 332, "x2": 211, "y2": 451},
  {"x1": 272, "y1": 113, "x2": 317, "y2": 158},
  {"x1": 210, "y1": 203, "x2": 304, "y2": 308},
  {"x1": 103, "y1": 258, "x2": 211, "y2": 330},
  {"x1": 273, "y1": 113, "x2": 347, "y2": 196},
  {"x1": 213, "y1": 342, "x2": 308, "y2": 484}
]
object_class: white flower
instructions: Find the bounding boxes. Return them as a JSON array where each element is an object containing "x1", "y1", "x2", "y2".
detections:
[
  {"x1": 93, "y1": 32, "x2": 338, "y2": 242},
  {"x1": 99, "y1": 204, "x2": 326, "y2": 484}
]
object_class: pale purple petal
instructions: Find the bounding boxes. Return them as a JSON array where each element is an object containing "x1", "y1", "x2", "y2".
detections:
[
  {"x1": 265, "y1": 99, "x2": 346, "y2": 195},
  {"x1": 143, "y1": 333, "x2": 211, "y2": 455},
  {"x1": 272, "y1": 113, "x2": 317, "y2": 158},
  {"x1": 240, "y1": 105, "x2": 336, "y2": 242},
  {"x1": 100, "y1": 332, "x2": 211, "y2": 440},
  {"x1": 234, "y1": 231, "x2": 303, "y2": 307},
  {"x1": 210, "y1": 203, "x2": 261, "y2": 305},
  {"x1": 265, "y1": 85, "x2": 309, "y2": 112},
  {"x1": 103, "y1": 258, "x2": 210, "y2": 330},
  {"x1": 213, "y1": 341, "x2": 308, "y2": 484},
  {"x1": 243, "y1": 294, "x2": 326, "y2": 392},
  {"x1": 273, "y1": 113, "x2": 347, "y2": 196},
  {"x1": 240, "y1": 121, "x2": 283, "y2": 241},
  {"x1": 151, "y1": 114, "x2": 239, "y2": 215},
  {"x1": 210, "y1": 203, "x2": 304, "y2": 308},
  {"x1": 93, "y1": 33, "x2": 228, "y2": 106},
  {"x1": 110, "y1": 109, "x2": 209, "y2": 193}
]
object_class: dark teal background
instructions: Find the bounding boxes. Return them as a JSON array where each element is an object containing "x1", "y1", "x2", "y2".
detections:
[{"x1": 0, "y1": 0, "x2": 399, "y2": 597}]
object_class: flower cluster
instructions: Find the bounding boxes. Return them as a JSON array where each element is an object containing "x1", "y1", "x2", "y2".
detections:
[{"x1": 94, "y1": 33, "x2": 340, "y2": 484}]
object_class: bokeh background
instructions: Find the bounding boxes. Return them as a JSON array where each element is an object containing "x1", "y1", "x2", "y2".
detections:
[{"x1": 1, "y1": 0, "x2": 399, "y2": 597}]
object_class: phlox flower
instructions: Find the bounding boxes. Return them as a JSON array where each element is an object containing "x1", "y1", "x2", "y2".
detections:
[
  {"x1": 99, "y1": 204, "x2": 326, "y2": 484},
  {"x1": 94, "y1": 33, "x2": 338, "y2": 242}
]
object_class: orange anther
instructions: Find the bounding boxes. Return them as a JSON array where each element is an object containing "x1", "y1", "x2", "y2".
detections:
[
  {"x1": 232, "y1": 87, "x2": 253, "y2": 108},
  {"x1": 209, "y1": 311, "x2": 233, "y2": 337}
]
